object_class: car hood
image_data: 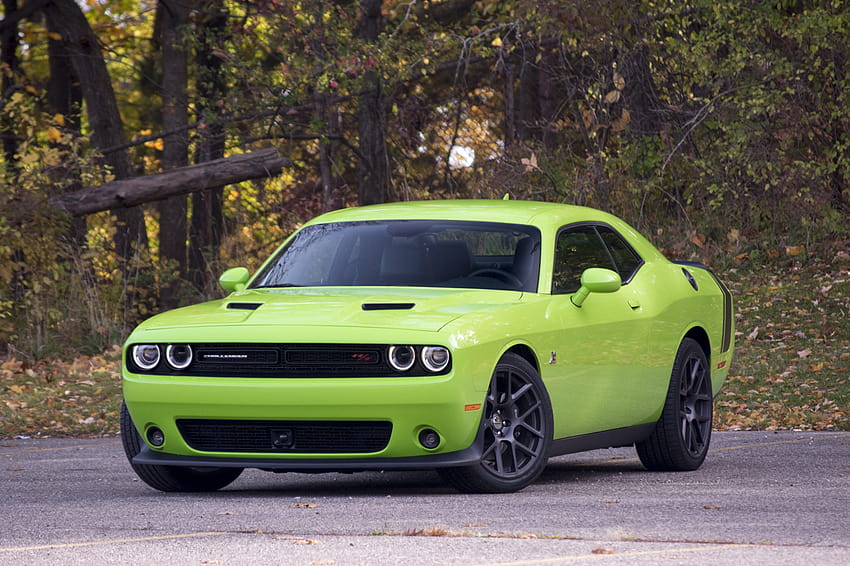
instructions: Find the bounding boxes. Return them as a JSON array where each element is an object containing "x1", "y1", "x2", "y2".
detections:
[{"x1": 133, "y1": 287, "x2": 523, "y2": 334}]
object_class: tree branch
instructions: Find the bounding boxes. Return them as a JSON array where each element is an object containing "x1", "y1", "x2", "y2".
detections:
[{"x1": 49, "y1": 148, "x2": 290, "y2": 216}]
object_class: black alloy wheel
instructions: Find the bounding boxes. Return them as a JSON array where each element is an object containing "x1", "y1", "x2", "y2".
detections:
[
  {"x1": 636, "y1": 338, "x2": 713, "y2": 471},
  {"x1": 440, "y1": 353, "x2": 552, "y2": 493}
]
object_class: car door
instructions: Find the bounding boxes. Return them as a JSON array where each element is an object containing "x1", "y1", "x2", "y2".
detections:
[{"x1": 546, "y1": 224, "x2": 660, "y2": 438}]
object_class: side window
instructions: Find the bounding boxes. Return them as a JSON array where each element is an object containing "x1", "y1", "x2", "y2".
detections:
[
  {"x1": 552, "y1": 226, "x2": 616, "y2": 294},
  {"x1": 597, "y1": 226, "x2": 642, "y2": 283}
]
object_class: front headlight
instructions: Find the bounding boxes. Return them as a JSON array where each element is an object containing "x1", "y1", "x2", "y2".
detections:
[
  {"x1": 166, "y1": 344, "x2": 193, "y2": 369},
  {"x1": 421, "y1": 346, "x2": 450, "y2": 372},
  {"x1": 132, "y1": 344, "x2": 161, "y2": 370},
  {"x1": 388, "y1": 345, "x2": 416, "y2": 372}
]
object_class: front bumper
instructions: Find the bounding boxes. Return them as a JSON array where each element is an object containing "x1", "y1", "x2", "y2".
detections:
[
  {"x1": 132, "y1": 442, "x2": 483, "y2": 471},
  {"x1": 123, "y1": 370, "x2": 486, "y2": 463}
]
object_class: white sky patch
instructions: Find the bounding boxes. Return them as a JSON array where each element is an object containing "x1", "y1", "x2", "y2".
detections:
[{"x1": 449, "y1": 146, "x2": 475, "y2": 168}]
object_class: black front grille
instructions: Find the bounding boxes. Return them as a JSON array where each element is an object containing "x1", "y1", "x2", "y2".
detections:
[
  {"x1": 126, "y1": 343, "x2": 450, "y2": 378},
  {"x1": 195, "y1": 347, "x2": 280, "y2": 365},
  {"x1": 285, "y1": 347, "x2": 381, "y2": 366},
  {"x1": 176, "y1": 419, "x2": 392, "y2": 454}
]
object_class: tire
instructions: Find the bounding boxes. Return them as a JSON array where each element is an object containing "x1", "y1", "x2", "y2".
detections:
[
  {"x1": 120, "y1": 401, "x2": 243, "y2": 492},
  {"x1": 439, "y1": 353, "x2": 552, "y2": 493},
  {"x1": 636, "y1": 338, "x2": 713, "y2": 471}
]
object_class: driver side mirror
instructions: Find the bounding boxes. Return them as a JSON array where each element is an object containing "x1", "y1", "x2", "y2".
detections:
[
  {"x1": 571, "y1": 268, "x2": 621, "y2": 307},
  {"x1": 219, "y1": 267, "x2": 250, "y2": 292}
]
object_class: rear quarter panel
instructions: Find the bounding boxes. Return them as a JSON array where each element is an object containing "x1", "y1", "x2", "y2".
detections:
[{"x1": 644, "y1": 261, "x2": 734, "y2": 398}]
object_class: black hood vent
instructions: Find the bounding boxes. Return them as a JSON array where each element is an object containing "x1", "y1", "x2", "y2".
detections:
[
  {"x1": 361, "y1": 303, "x2": 415, "y2": 311},
  {"x1": 227, "y1": 302, "x2": 263, "y2": 310}
]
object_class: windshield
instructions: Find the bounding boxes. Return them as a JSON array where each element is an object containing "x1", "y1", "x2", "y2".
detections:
[{"x1": 251, "y1": 220, "x2": 541, "y2": 292}]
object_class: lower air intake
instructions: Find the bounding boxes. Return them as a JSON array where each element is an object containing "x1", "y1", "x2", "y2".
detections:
[{"x1": 176, "y1": 419, "x2": 392, "y2": 454}]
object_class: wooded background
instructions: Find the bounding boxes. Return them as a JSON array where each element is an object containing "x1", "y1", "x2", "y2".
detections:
[{"x1": 1, "y1": 0, "x2": 848, "y2": 359}]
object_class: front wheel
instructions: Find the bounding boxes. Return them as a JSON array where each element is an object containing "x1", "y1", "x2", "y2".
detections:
[
  {"x1": 120, "y1": 401, "x2": 243, "y2": 492},
  {"x1": 636, "y1": 338, "x2": 713, "y2": 471},
  {"x1": 439, "y1": 353, "x2": 552, "y2": 493}
]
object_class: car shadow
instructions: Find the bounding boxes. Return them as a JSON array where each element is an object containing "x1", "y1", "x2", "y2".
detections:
[
  {"x1": 538, "y1": 455, "x2": 646, "y2": 486},
  {"x1": 215, "y1": 469, "x2": 455, "y2": 497},
  {"x1": 145, "y1": 454, "x2": 649, "y2": 497}
]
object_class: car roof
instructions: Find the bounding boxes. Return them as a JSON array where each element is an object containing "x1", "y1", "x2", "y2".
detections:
[
  {"x1": 300, "y1": 200, "x2": 667, "y2": 263},
  {"x1": 304, "y1": 199, "x2": 621, "y2": 230}
]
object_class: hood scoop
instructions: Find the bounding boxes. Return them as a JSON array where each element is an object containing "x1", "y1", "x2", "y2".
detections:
[
  {"x1": 226, "y1": 302, "x2": 263, "y2": 310},
  {"x1": 361, "y1": 302, "x2": 415, "y2": 311}
]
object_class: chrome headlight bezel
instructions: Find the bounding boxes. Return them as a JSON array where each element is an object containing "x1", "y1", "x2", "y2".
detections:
[
  {"x1": 387, "y1": 345, "x2": 416, "y2": 372},
  {"x1": 165, "y1": 344, "x2": 193, "y2": 370},
  {"x1": 420, "y1": 346, "x2": 451, "y2": 373},
  {"x1": 131, "y1": 344, "x2": 161, "y2": 371}
]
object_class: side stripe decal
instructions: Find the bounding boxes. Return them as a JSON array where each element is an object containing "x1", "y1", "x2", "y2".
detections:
[{"x1": 715, "y1": 276, "x2": 733, "y2": 353}]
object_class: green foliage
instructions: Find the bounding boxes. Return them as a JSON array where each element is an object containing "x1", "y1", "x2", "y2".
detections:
[
  {"x1": 0, "y1": 90, "x2": 134, "y2": 358},
  {"x1": 653, "y1": 0, "x2": 850, "y2": 241}
]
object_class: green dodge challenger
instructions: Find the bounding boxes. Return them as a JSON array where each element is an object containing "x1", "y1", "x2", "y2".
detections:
[{"x1": 121, "y1": 199, "x2": 734, "y2": 493}]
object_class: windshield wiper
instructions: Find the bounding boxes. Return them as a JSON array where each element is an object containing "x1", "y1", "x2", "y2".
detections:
[{"x1": 250, "y1": 283, "x2": 302, "y2": 289}]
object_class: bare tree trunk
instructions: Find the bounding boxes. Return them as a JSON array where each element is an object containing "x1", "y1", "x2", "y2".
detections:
[
  {"x1": 1, "y1": 0, "x2": 18, "y2": 165},
  {"x1": 620, "y1": 45, "x2": 662, "y2": 139},
  {"x1": 356, "y1": 0, "x2": 388, "y2": 205},
  {"x1": 516, "y1": 45, "x2": 539, "y2": 143},
  {"x1": 309, "y1": 2, "x2": 342, "y2": 213},
  {"x1": 42, "y1": 0, "x2": 148, "y2": 264},
  {"x1": 538, "y1": 41, "x2": 561, "y2": 151},
  {"x1": 316, "y1": 92, "x2": 342, "y2": 212},
  {"x1": 190, "y1": 1, "x2": 228, "y2": 291},
  {"x1": 158, "y1": 0, "x2": 191, "y2": 308},
  {"x1": 500, "y1": 45, "x2": 516, "y2": 152},
  {"x1": 46, "y1": 17, "x2": 87, "y2": 250},
  {"x1": 1, "y1": 0, "x2": 24, "y2": 305}
]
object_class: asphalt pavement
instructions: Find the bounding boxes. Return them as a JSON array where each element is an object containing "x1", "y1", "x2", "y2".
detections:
[{"x1": 1, "y1": 430, "x2": 848, "y2": 565}]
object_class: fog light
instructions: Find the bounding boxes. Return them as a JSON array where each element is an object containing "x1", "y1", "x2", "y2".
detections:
[
  {"x1": 388, "y1": 345, "x2": 416, "y2": 372},
  {"x1": 147, "y1": 427, "x2": 165, "y2": 447},
  {"x1": 166, "y1": 344, "x2": 193, "y2": 369},
  {"x1": 419, "y1": 428, "x2": 441, "y2": 450}
]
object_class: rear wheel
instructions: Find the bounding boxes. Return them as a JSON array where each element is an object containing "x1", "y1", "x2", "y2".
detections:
[
  {"x1": 440, "y1": 353, "x2": 552, "y2": 493},
  {"x1": 120, "y1": 401, "x2": 243, "y2": 492},
  {"x1": 636, "y1": 338, "x2": 713, "y2": 471}
]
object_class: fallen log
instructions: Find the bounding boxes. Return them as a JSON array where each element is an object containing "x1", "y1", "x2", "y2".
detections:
[{"x1": 50, "y1": 148, "x2": 290, "y2": 217}]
